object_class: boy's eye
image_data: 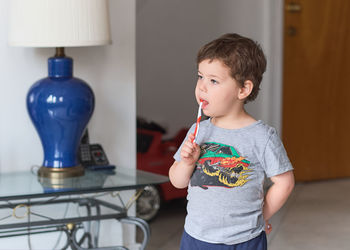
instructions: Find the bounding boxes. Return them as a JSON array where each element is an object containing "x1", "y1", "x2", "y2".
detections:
[
  {"x1": 197, "y1": 75, "x2": 203, "y2": 80},
  {"x1": 211, "y1": 79, "x2": 218, "y2": 84}
]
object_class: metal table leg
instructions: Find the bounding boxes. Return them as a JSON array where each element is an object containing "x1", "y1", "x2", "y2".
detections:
[{"x1": 120, "y1": 217, "x2": 150, "y2": 250}]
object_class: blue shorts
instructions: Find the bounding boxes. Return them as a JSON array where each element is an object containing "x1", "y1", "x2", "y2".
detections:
[{"x1": 180, "y1": 230, "x2": 267, "y2": 250}]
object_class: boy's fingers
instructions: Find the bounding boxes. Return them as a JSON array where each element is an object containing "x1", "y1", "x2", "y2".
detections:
[
  {"x1": 184, "y1": 141, "x2": 194, "y2": 150},
  {"x1": 181, "y1": 152, "x2": 194, "y2": 160},
  {"x1": 188, "y1": 133, "x2": 195, "y2": 142},
  {"x1": 181, "y1": 145, "x2": 197, "y2": 158},
  {"x1": 181, "y1": 152, "x2": 189, "y2": 158},
  {"x1": 181, "y1": 144, "x2": 194, "y2": 154},
  {"x1": 265, "y1": 223, "x2": 272, "y2": 234},
  {"x1": 180, "y1": 133, "x2": 199, "y2": 160},
  {"x1": 182, "y1": 147, "x2": 193, "y2": 155},
  {"x1": 192, "y1": 142, "x2": 200, "y2": 152}
]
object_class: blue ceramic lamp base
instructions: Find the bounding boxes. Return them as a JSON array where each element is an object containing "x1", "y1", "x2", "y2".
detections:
[{"x1": 27, "y1": 48, "x2": 95, "y2": 179}]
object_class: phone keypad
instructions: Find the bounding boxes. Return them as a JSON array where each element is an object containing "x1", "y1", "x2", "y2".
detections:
[{"x1": 80, "y1": 144, "x2": 92, "y2": 162}]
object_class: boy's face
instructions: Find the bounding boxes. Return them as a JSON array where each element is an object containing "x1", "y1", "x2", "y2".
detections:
[{"x1": 195, "y1": 59, "x2": 243, "y2": 118}]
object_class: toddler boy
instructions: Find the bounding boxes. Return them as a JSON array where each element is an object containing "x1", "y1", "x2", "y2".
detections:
[{"x1": 169, "y1": 33, "x2": 295, "y2": 250}]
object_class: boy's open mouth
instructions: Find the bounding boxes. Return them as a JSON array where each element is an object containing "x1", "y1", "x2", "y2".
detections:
[{"x1": 201, "y1": 99, "x2": 209, "y2": 109}]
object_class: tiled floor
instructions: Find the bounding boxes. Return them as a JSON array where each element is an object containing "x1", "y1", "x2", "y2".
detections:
[{"x1": 139, "y1": 178, "x2": 350, "y2": 250}]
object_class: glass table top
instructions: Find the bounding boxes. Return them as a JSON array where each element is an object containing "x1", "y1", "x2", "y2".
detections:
[{"x1": 0, "y1": 167, "x2": 169, "y2": 200}]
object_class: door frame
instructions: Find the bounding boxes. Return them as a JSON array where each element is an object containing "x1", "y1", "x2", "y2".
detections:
[{"x1": 259, "y1": 0, "x2": 284, "y2": 134}]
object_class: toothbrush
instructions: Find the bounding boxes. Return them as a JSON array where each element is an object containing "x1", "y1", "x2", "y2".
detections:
[{"x1": 192, "y1": 100, "x2": 203, "y2": 144}]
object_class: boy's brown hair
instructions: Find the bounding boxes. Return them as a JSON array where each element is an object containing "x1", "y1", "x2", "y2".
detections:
[{"x1": 197, "y1": 33, "x2": 266, "y2": 103}]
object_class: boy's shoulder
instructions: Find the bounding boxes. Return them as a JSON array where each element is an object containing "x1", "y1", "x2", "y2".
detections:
[
  {"x1": 245, "y1": 120, "x2": 281, "y2": 146},
  {"x1": 250, "y1": 120, "x2": 278, "y2": 137}
]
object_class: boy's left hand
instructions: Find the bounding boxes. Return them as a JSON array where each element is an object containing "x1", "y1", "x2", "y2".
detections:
[{"x1": 265, "y1": 220, "x2": 272, "y2": 234}]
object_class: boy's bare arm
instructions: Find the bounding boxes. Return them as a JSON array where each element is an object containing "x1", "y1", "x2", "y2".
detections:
[
  {"x1": 169, "y1": 161, "x2": 196, "y2": 189},
  {"x1": 263, "y1": 170, "x2": 295, "y2": 221},
  {"x1": 169, "y1": 133, "x2": 200, "y2": 189}
]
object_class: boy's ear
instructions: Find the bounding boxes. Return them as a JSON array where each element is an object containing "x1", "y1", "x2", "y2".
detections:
[{"x1": 238, "y1": 80, "x2": 253, "y2": 100}]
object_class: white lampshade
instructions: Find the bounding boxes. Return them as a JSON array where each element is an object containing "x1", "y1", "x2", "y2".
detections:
[{"x1": 8, "y1": 0, "x2": 111, "y2": 47}]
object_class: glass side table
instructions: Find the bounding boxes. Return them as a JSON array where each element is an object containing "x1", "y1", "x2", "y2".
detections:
[{"x1": 0, "y1": 167, "x2": 169, "y2": 250}]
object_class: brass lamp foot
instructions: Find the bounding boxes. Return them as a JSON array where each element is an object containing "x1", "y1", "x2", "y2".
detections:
[{"x1": 38, "y1": 165, "x2": 84, "y2": 179}]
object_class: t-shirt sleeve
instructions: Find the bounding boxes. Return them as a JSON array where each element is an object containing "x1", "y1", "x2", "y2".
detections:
[
  {"x1": 173, "y1": 123, "x2": 196, "y2": 162},
  {"x1": 261, "y1": 128, "x2": 293, "y2": 178}
]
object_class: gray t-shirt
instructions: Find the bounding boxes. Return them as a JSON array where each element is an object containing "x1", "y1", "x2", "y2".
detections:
[{"x1": 174, "y1": 119, "x2": 293, "y2": 245}]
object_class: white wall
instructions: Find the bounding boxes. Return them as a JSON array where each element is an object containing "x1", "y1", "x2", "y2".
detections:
[
  {"x1": 137, "y1": 0, "x2": 284, "y2": 137},
  {"x1": 0, "y1": 0, "x2": 138, "y2": 249}
]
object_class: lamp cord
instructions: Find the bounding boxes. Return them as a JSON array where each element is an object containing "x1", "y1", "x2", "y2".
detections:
[{"x1": 30, "y1": 165, "x2": 40, "y2": 175}]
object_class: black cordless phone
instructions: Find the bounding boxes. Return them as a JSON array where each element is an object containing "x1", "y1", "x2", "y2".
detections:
[{"x1": 78, "y1": 129, "x2": 115, "y2": 170}]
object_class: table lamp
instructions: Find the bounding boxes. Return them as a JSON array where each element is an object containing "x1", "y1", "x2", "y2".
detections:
[{"x1": 8, "y1": 0, "x2": 111, "y2": 179}]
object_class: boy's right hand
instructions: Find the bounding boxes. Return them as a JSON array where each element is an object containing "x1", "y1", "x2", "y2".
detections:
[
  {"x1": 265, "y1": 220, "x2": 272, "y2": 234},
  {"x1": 180, "y1": 133, "x2": 200, "y2": 167}
]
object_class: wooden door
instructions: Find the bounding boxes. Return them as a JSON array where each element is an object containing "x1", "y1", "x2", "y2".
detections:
[{"x1": 282, "y1": 0, "x2": 350, "y2": 181}]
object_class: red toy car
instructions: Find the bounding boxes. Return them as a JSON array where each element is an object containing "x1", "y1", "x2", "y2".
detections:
[{"x1": 136, "y1": 119, "x2": 188, "y2": 221}]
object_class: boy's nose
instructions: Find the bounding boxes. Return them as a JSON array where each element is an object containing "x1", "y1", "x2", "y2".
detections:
[{"x1": 198, "y1": 80, "x2": 207, "y2": 92}]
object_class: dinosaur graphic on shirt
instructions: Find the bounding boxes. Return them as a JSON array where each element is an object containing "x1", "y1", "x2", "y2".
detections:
[{"x1": 190, "y1": 142, "x2": 251, "y2": 189}]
